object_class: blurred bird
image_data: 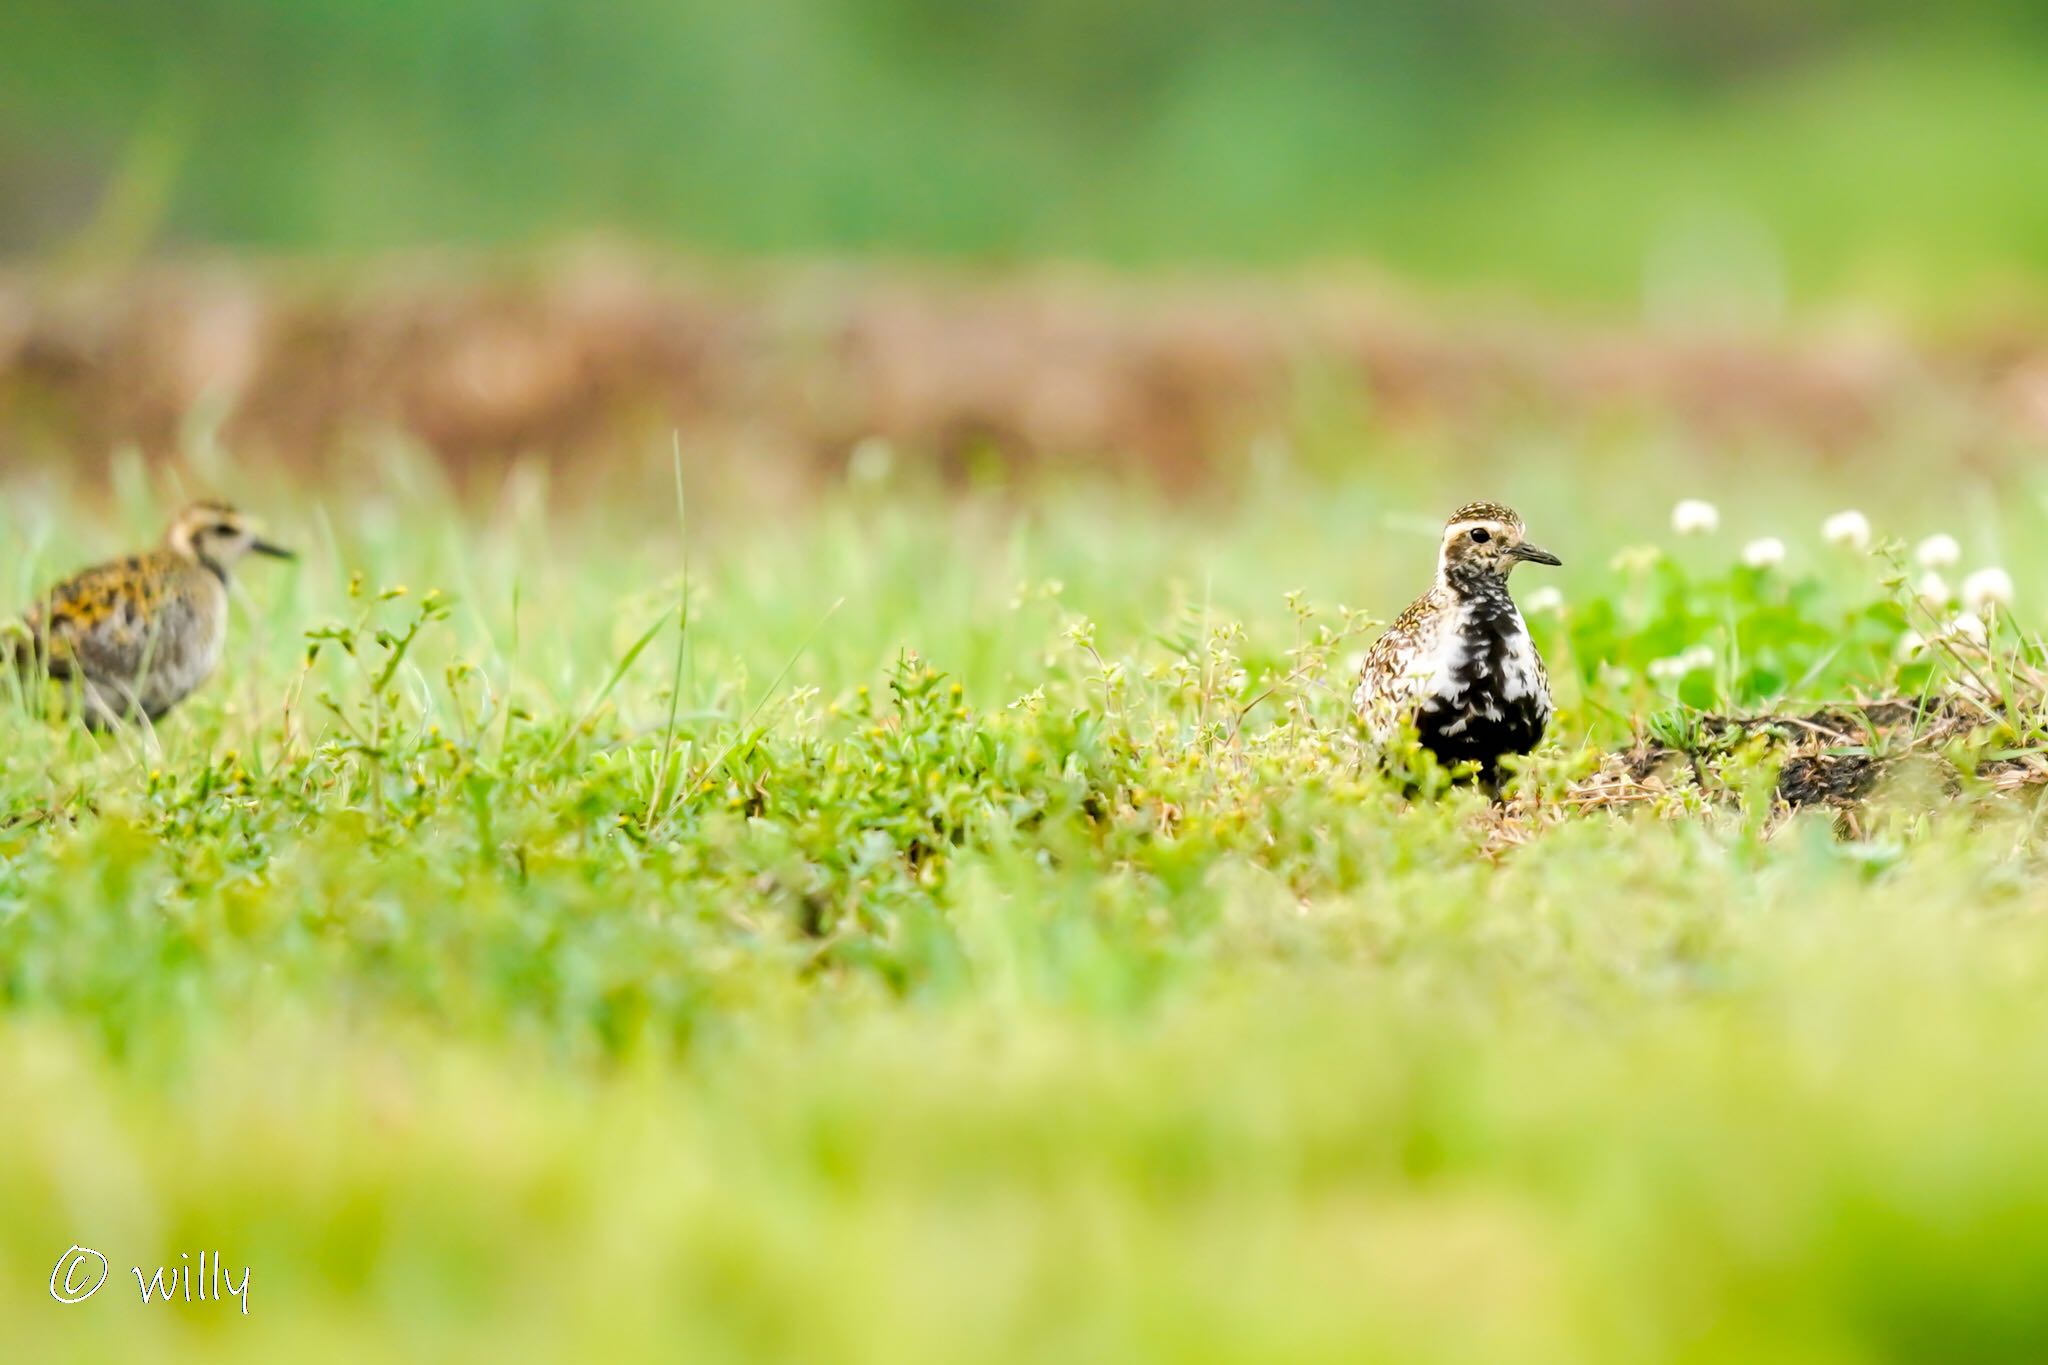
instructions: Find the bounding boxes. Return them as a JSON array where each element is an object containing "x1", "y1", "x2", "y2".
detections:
[
  {"x1": 7, "y1": 501, "x2": 294, "y2": 728},
  {"x1": 1354, "y1": 501, "x2": 1561, "y2": 795}
]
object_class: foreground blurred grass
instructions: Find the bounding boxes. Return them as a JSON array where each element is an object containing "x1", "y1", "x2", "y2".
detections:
[{"x1": 5, "y1": 453, "x2": 2048, "y2": 1360}]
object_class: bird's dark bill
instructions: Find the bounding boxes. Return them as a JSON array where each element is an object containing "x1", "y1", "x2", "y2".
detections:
[
  {"x1": 251, "y1": 540, "x2": 297, "y2": 560},
  {"x1": 1512, "y1": 543, "x2": 1562, "y2": 566}
]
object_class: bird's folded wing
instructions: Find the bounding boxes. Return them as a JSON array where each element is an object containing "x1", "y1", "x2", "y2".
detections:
[
  {"x1": 1355, "y1": 636, "x2": 1436, "y2": 742},
  {"x1": 22, "y1": 562, "x2": 162, "y2": 685}
]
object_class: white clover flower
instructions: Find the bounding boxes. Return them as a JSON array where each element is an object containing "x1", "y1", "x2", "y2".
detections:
[
  {"x1": 1915, "y1": 533, "x2": 1961, "y2": 569},
  {"x1": 1941, "y1": 613, "x2": 1988, "y2": 644},
  {"x1": 1742, "y1": 536, "x2": 1787, "y2": 569},
  {"x1": 1671, "y1": 499, "x2": 1720, "y2": 536},
  {"x1": 1822, "y1": 509, "x2": 1872, "y2": 551},
  {"x1": 1522, "y1": 585, "x2": 1564, "y2": 614},
  {"x1": 1609, "y1": 545, "x2": 1664, "y2": 574},
  {"x1": 1962, "y1": 566, "x2": 2014, "y2": 615},
  {"x1": 1895, "y1": 630, "x2": 1927, "y2": 661},
  {"x1": 1647, "y1": 656, "x2": 1690, "y2": 684},
  {"x1": 848, "y1": 436, "x2": 895, "y2": 485},
  {"x1": 1916, "y1": 571, "x2": 1953, "y2": 610},
  {"x1": 1648, "y1": 645, "x2": 1714, "y2": 685},
  {"x1": 1947, "y1": 671, "x2": 2000, "y2": 704}
]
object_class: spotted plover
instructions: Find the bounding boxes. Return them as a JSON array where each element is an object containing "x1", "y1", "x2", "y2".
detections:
[
  {"x1": 9, "y1": 501, "x2": 294, "y2": 728},
  {"x1": 1353, "y1": 501, "x2": 1560, "y2": 793}
]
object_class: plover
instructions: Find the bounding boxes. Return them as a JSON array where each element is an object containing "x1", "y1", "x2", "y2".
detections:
[
  {"x1": 1354, "y1": 501, "x2": 1561, "y2": 793},
  {"x1": 9, "y1": 501, "x2": 294, "y2": 728}
]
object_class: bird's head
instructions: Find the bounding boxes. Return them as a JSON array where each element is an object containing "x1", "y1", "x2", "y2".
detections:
[
  {"x1": 1436, "y1": 501, "x2": 1561, "y2": 586},
  {"x1": 165, "y1": 501, "x2": 296, "y2": 577}
]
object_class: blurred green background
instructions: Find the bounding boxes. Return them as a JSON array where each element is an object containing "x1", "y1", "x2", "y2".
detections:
[{"x1": 5, "y1": 0, "x2": 2048, "y2": 313}]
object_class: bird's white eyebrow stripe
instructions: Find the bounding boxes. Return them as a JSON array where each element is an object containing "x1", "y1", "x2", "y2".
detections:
[{"x1": 1444, "y1": 519, "x2": 1513, "y2": 537}]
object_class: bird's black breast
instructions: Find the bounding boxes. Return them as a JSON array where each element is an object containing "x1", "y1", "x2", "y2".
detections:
[{"x1": 1413, "y1": 584, "x2": 1548, "y2": 775}]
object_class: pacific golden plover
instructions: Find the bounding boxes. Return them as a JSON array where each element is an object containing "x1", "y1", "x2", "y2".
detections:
[
  {"x1": 9, "y1": 501, "x2": 294, "y2": 728},
  {"x1": 1353, "y1": 501, "x2": 1561, "y2": 792}
]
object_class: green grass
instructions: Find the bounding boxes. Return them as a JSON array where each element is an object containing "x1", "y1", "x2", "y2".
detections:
[{"x1": 6, "y1": 447, "x2": 2048, "y2": 1361}]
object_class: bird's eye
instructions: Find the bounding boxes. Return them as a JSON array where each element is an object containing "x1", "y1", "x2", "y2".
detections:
[
  {"x1": 210, "y1": 523, "x2": 237, "y2": 537},
  {"x1": 1469, "y1": 527, "x2": 1490, "y2": 543}
]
